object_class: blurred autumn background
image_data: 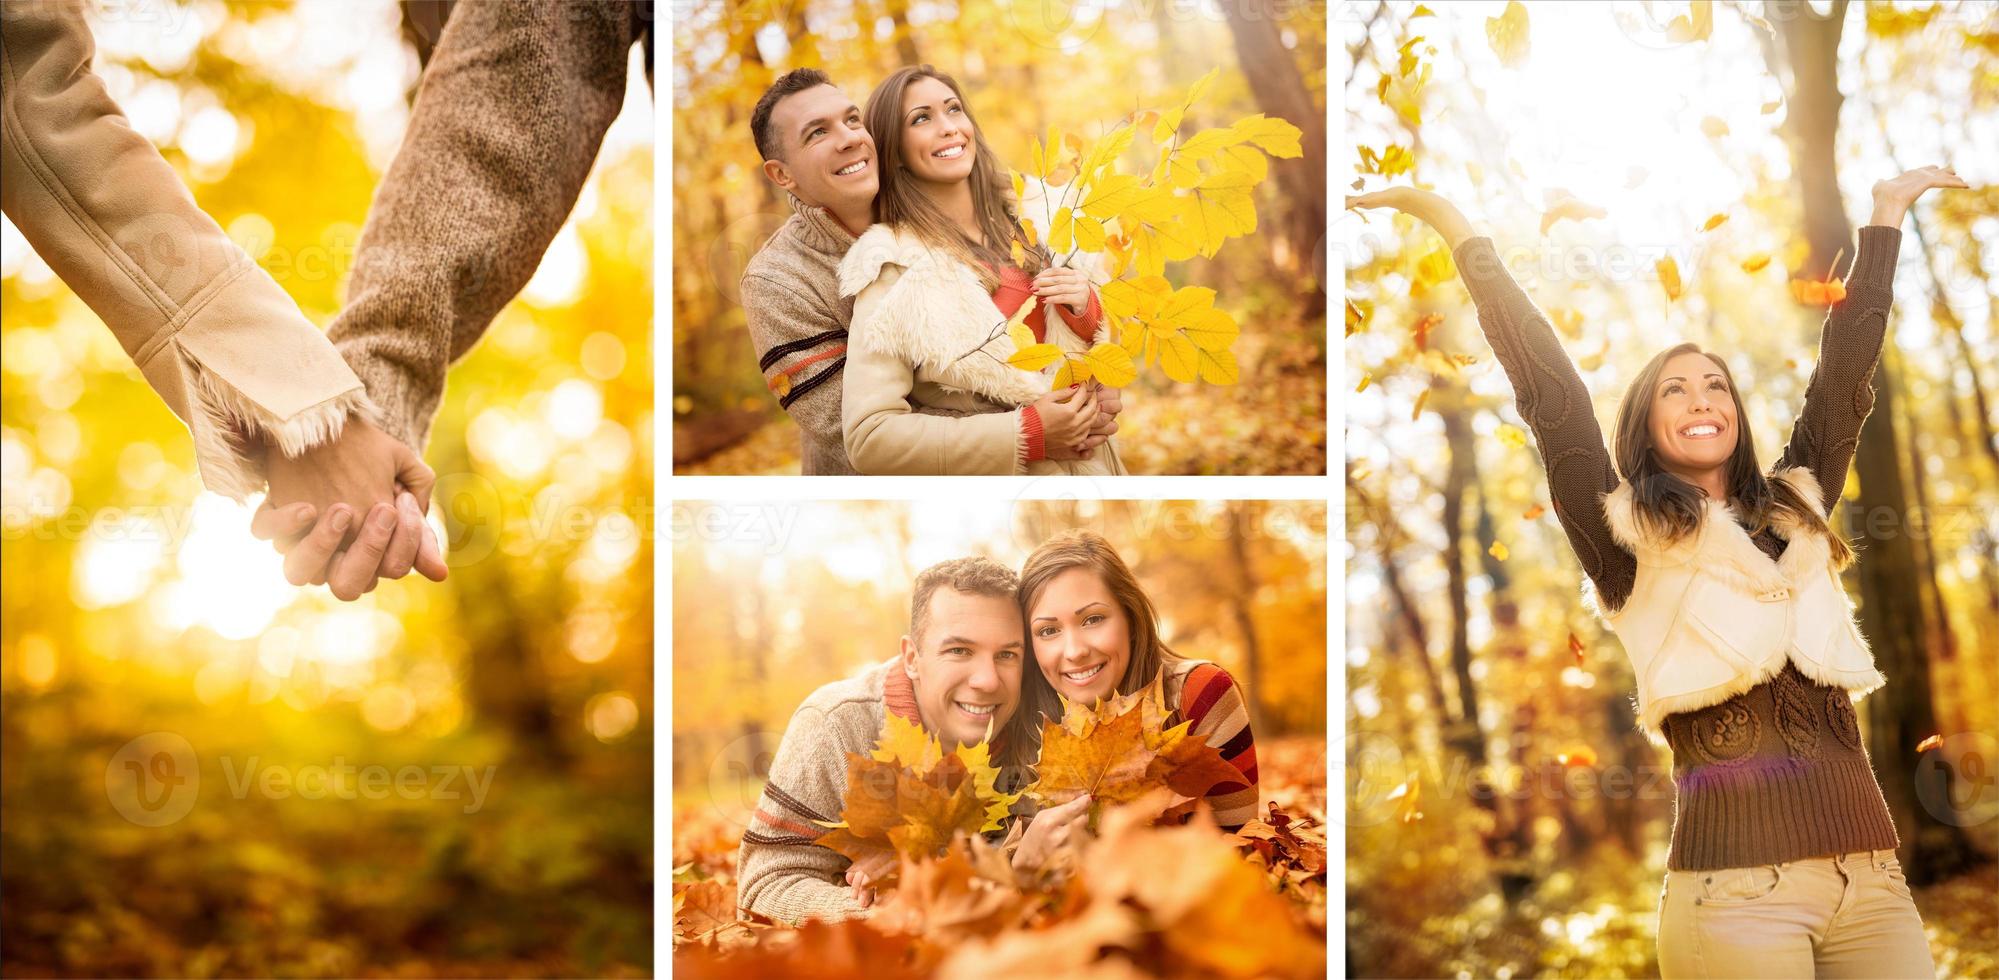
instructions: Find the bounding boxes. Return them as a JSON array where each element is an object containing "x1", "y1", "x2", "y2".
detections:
[
  {"x1": 1, "y1": 2, "x2": 652, "y2": 976},
  {"x1": 671, "y1": 0, "x2": 1329, "y2": 475},
  {"x1": 672, "y1": 499, "x2": 1328, "y2": 973},
  {"x1": 1340, "y1": 2, "x2": 1998, "y2": 977}
]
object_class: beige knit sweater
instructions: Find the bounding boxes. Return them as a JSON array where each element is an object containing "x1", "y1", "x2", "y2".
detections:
[
  {"x1": 735, "y1": 657, "x2": 909, "y2": 923},
  {"x1": 326, "y1": 1, "x2": 649, "y2": 451}
]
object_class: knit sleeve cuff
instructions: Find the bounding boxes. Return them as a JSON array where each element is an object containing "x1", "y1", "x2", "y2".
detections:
[
  {"x1": 1054, "y1": 289, "x2": 1103, "y2": 344},
  {"x1": 1848, "y1": 225, "x2": 1902, "y2": 295},
  {"x1": 1020, "y1": 405, "x2": 1047, "y2": 464}
]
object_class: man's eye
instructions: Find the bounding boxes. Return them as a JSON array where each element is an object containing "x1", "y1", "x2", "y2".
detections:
[
  {"x1": 998, "y1": 650, "x2": 1018, "y2": 660},
  {"x1": 944, "y1": 647, "x2": 969, "y2": 656}
]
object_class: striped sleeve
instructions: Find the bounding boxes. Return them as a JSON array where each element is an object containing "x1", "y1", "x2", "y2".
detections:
[
  {"x1": 1180, "y1": 663, "x2": 1259, "y2": 832},
  {"x1": 733, "y1": 705, "x2": 866, "y2": 922}
]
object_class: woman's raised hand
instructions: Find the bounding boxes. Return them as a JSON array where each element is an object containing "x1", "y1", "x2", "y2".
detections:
[
  {"x1": 1011, "y1": 793, "x2": 1092, "y2": 873},
  {"x1": 1345, "y1": 186, "x2": 1476, "y2": 250},
  {"x1": 1870, "y1": 165, "x2": 1969, "y2": 228}
]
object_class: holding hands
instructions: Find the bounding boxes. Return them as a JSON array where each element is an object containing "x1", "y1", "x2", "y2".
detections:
[{"x1": 252, "y1": 417, "x2": 446, "y2": 600}]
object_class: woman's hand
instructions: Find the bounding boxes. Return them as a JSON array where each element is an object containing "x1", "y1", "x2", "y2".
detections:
[
  {"x1": 1345, "y1": 186, "x2": 1477, "y2": 251},
  {"x1": 1034, "y1": 385, "x2": 1100, "y2": 461},
  {"x1": 845, "y1": 850, "x2": 899, "y2": 909},
  {"x1": 1031, "y1": 265, "x2": 1092, "y2": 315},
  {"x1": 1011, "y1": 794, "x2": 1092, "y2": 873},
  {"x1": 1870, "y1": 165, "x2": 1968, "y2": 228}
]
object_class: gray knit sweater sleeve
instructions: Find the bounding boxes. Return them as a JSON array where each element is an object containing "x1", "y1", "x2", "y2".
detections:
[
  {"x1": 327, "y1": 1, "x2": 640, "y2": 450},
  {"x1": 734, "y1": 702, "x2": 871, "y2": 922}
]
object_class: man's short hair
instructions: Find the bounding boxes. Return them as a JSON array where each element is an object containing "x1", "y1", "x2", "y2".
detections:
[
  {"x1": 751, "y1": 67, "x2": 833, "y2": 163},
  {"x1": 909, "y1": 557, "x2": 1020, "y2": 643}
]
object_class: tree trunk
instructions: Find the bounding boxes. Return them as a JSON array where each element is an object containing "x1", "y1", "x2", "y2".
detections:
[
  {"x1": 1766, "y1": 0, "x2": 1982, "y2": 883},
  {"x1": 1223, "y1": 0, "x2": 1327, "y2": 319},
  {"x1": 885, "y1": 0, "x2": 922, "y2": 66},
  {"x1": 1226, "y1": 502, "x2": 1269, "y2": 735}
]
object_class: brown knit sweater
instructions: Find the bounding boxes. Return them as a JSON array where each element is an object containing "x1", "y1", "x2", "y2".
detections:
[
  {"x1": 327, "y1": 1, "x2": 650, "y2": 452},
  {"x1": 1453, "y1": 225, "x2": 1904, "y2": 870}
]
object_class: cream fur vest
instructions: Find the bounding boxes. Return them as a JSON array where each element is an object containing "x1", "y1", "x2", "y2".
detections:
[
  {"x1": 835, "y1": 179, "x2": 1103, "y2": 407},
  {"x1": 1599, "y1": 466, "x2": 1884, "y2": 742}
]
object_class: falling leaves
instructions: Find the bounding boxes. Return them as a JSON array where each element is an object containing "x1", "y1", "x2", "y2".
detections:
[
  {"x1": 1741, "y1": 253, "x2": 1773, "y2": 273},
  {"x1": 1701, "y1": 212, "x2": 1729, "y2": 232},
  {"x1": 1412, "y1": 312, "x2": 1444, "y2": 352},
  {"x1": 1540, "y1": 192, "x2": 1608, "y2": 235},
  {"x1": 1356, "y1": 372, "x2": 1374, "y2": 393},
  {"x1": 1385, "y1": 774, "x2": 1423, "y2": 823},
  {"x1": 1554, "y1": 745, "x2": 1599, "y2": 767},
  {"x1": 1496, "y1": 423, "x2": 1529, "y2": 449},
  {"x1": 1410, "y1": 387, "x2": 1431, "y2": 421},
  {"x1": 1487, "y1": 0, "x2": 1530, "y2": 68},
  {"x1": 1656, "y1": 256, "x2": 1684, "y2": 302},
  {"x1": 1487, "y1": 541, "x2": 1510, "y2": 561},
  {"x1": 1917, "y1": 733, "x2": 1944, "y2": 753},
  {"x1": 1789, "y1": 275, "x2": 1848, "y2": 307},
  {"x1": 1569, "y1": 631, "x2": 1587, "y2": 666},
  {"x1": 1523, "y1": 503, "x2": 1547, "y2": 521}
]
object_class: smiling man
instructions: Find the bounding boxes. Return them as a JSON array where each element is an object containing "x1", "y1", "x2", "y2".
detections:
[
  {"x1": 734, "y1": 557, "x2": 1024, "y2": 921},
  {"x1": 741, "y1": 69, "x2": 884, "y2": 474}
]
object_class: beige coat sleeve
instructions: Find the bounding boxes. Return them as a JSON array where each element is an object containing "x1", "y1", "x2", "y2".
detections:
[
  {"x1": 0, "y1": 0, "x2": 369, "y2": 501},
  {"x1": 325, "y1": 0, "x2": 638, "y2": 451},
  {"x1": 841, "y1": 264, "x2": 1028, "y2": 475}
]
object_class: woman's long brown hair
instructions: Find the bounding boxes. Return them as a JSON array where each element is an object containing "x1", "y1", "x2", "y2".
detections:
[
  {"x1": 1611, "y1": 341, "x2": 1852, "y2": 566},
  {"x1": 862, "y1": 65, "x2": 1044, "y2": 291},
  {"x1": 1015, "y1": 530, "x2": 1185, "y2": 750}
]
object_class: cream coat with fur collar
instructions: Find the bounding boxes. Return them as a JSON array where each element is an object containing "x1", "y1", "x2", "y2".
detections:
[
  {"x1": 1599, "y1": 466, "x2": 1883, "y2": 743},
  {"x1": 834, "y1": 180, "x2": 1126, "y2": 475}
]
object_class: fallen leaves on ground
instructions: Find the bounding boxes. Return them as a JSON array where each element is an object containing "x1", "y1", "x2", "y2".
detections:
[{"x1": 672, "y1": 735, "x2": 1329, "y2": 978}]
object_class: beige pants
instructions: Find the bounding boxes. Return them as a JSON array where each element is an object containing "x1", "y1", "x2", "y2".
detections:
[{"x1": 1656, "y1": 848, "x2": 1935, "y2": 978}]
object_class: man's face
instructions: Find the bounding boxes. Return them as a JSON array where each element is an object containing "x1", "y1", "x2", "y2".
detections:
[
  {"x1": 763, "y1": 84, "x2": 877, "y2": 212},
  {"x1": 899, "y1": 588, "x2": 1023, "y2": 749}
]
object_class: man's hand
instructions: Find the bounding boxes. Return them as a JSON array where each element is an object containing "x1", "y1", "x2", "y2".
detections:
[
  {"x1": 252, "y1": 416, "x2": 446, "y2": 599},
  {"x1": 1035, "y1": 385, "x2": 1100, "y2": 462},
  {"x1": 845, "y1": 850, "x2": 899, "y2": 909},
  {"x1": 1870, "y1": 165, "x2": 1967, "y2": 228}
]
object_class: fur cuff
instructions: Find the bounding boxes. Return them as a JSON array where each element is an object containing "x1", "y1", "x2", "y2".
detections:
[{"x1": 184, "y1": 348, "x2": 380, "y2": 501}]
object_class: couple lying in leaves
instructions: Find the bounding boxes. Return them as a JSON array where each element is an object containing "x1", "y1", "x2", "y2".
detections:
[{"x1": 734, "y1": 530, "x2": 1259, "y2": 923}]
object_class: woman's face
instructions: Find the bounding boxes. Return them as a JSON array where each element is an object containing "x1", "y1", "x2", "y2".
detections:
[
  {"x1": 1646, "y1": 351, "x2": 1739, "y2": 475},
  {"x1": 1028, "y1": 567, "x2": 1132, "y2": 706},
  {"x1": 896, "y1": 76, "x2": 975, "y2": 186}
]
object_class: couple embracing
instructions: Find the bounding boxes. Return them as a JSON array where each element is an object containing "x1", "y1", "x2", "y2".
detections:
[
  {"x1": 735, "y1": 530, "x2": 1258, "y2": 921},
  {"x1": 743, "y1": 66, "x2": 1131, "y2": 475}
]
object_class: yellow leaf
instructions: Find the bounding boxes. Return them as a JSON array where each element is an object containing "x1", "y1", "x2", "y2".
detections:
[
  {"x1": 1007, "y1": 318, "x2": 1035, "y2": 352},
  {"x1": 1665, "y1": 0, "x2": 1713, "y2": 43},
  {"x1": 1008, "y1": 342, "x2": 1063, "y2": 371},
  {"x1": 1229, "y1": 113, "x2": 1304, "y2": 158},
  {"x1": 1196, "y1": 347, "x2": 1239, "y2": 385},
  {"x1": 1345, "y1": 298, "x2": 1367, "y2": 336},
  {"x1": 1029, "y1": 138, "x2": 1047, "y2": 180},
  {"x1": 871, "y1": 712, "x2": 943, "y2": 770},
  {"x1": 1700, "y1": 116, "x2": 1729, "y2": 139},
  {"x1": 1540, "y1": 193, "x2": 1607, "y2": 235},
  {"x1": 1411, "y1": 387, "x2": 1431, "y2": 420},
  {"x1": 1010, "y1": 239, "x2": 1025, "y2": 266},
  {"x1": 1012, "y1": 169, "x2": 1025, "y2": 202},
  {"x1": 1412, "y1": 3, "x2": 1434, "y2": 14},
  {"x1": 1523, "y1": 503, "x2": 1546, "y2": 520},
  {"x1": 1184, "y1": 66, "x2": 1219, "y2": 108},
  {"x1": 1079, "y1": 173, "x2": 1145, "y2": 221},
  {"x1": 1179, "y1": 306, "x2": 1238, "y2": 352},
  {"x1": 1052, "y1": 359, "x2": 1077, "y2": 390},
  {"x1": 1356, "y1": 372, "x2": 1373, "y2": 393},
  {"x1": 1701, "y1": 212, "x2": 1729, "y2": 232},
  {"x1": 1488, "y1": 540, "x2": 1510, "y2": 561},
  {"x1": 1740, "y1": 253, "x2": 1772, "y2": 273},
  {"x1": 1152, "y1": 104, "x2": 1184, "y2": 144},
  {"x1": 1761, "y1": 99, "x2": 1784, "y2": 115},
  {"x1": 1050, "y1": 207, "x2": 1075, "y2": 253},
  {"x1": 1158, "y1": 331, "x2": 1199, "y2": 383},
  {"x1": 1021, "y1": 217, "x2": 1039, "y2": 248},
  {"x1": 1414, "y1": 244, "x2": 1455, "y2": 290},
  {"x1": 1789, "y1": 277, "x2": 1847, "y2": 307},
  {"x1": 1657, "y1": 256, "x2": 1684, "y2": 302},
  {"x1": 1487, "y1": 0, "x2": 1530, "y2": 68},
  {"x1": 1074, "y1": 214, "x2": 1107, "y2": 253},
  {"x1": 1496, "y1": 423, "x2": 1528, "y2": 449},
  {"x1": 1081, "y1": 343, "x2": 1136, "y2": 387}
]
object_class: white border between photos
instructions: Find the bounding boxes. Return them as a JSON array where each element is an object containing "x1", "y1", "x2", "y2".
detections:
[{"x1": 655, "y1": 6, "x2": 1349, "y2": 972}]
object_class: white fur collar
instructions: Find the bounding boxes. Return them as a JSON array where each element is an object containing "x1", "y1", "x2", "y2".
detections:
[
  {"x1": 1600, "y1": 466, "x2": 1833, "y2": 602},
  {"x1": 837, "y1": 223, "x2": 1051, "y2": 406}
]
